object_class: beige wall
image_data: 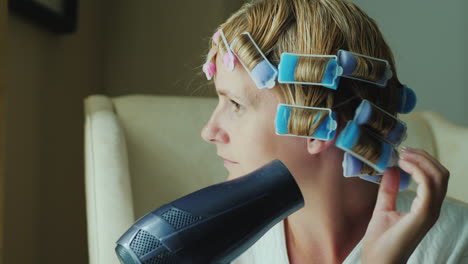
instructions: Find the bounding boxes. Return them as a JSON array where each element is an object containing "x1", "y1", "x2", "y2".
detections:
[
  {"x1": 0, "y1": 0, "x2": 6, "y2": 260},
  {"x1": 103, "y1": 0, "x2": 244, "y2": 97},
  {"x1": 5, "y1": 1, "x2": 103, "y2": 263}
]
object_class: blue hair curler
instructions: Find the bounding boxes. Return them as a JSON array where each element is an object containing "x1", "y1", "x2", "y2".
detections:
[
  {"x1": 342, "y1": 151, "x2": 363, "y2": 177},
  {"x1": 278, "y1": 53, "x2": 342, "y2": 89},
  {"x1": 398, "y1": 85, "x2": 417, "y2": 114},
  {"x1": 278, "y1": 50, "x2": 393, "y2": 90},
  {"x1": 337, "y1": 49, "x2": 357, "y2": 76},
  {"x1": 275, "y1": 104, "x2": 337, "y2": 141},
  {"x1": 342, "y1": 152, "x2": 411, "y2": 191},
  {"x1": 354, "y1": 99, "x2": 407, "y2": 146},
  {"x1": 277, "y1": 53, "x2": 298, "y2": 83},
  {"x1": 251, "y1": 60, "x2": 277, "y2": 89},
  {"x1": 358, "y1": 171, "x2": 411, "y2": 191},
  {"x1": 337, "y1": 50, "x2": 393, "y2": 87},
  {"x1": 336, "y1": 121, "x2": 399, "y2": 173},
  {"x1": 322, "y1": 59, "x2": 342, "y2": 89}
]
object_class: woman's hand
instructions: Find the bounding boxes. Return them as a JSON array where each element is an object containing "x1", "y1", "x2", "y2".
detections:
[{"x1": 362, "y1": 147, "x2": 450, "y2": 264}]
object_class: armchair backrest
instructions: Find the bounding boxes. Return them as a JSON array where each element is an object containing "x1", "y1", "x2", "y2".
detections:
[{"x1": 84, "y1": 94, "x2": 468, "y2": 264}]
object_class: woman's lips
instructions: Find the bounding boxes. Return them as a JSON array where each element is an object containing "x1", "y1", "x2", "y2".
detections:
[
  {"x1": 223, "y1": 159, "x2": 239, "y2": 166},
  {"x1": 218, "y1": 154, "x2": 239, "y2": 165}
]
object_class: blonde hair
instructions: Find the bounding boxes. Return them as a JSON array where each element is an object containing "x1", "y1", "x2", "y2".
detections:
[{"x1": 205, "y1": 0, "x2": 401, "y2": 175}]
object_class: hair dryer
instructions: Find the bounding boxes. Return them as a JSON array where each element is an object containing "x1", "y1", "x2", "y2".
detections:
[{"x1": 115, "y1": 159, "x2": 304, "y2": 264}]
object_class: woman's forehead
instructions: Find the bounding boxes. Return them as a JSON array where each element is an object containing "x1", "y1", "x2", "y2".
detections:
[{"x1": 214, "y1": 53, "x2": 259, "y2": 103}]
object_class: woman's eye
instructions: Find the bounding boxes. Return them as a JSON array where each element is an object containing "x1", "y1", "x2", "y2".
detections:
[{"x1": 229, "y1": 99, "x2": 242, "y2": 112}]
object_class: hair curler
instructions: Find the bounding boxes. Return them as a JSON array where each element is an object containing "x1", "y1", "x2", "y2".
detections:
[
  {"x1": 336, "y1": 50, "x2": 392, "y2": 87},
  {"x1": 335, "y1": 120, "x2": 399, "y2": 173},
  {"x1": 278, "y1": 50, "x2": 392, "y2": 89},
  {"x1": 115, "y1": 160, "x2": 304, "y2": 264},
  {"x1": 275, "y1": 103, "x2": 338, "y2": 141},
  {"x1": 278, "y1": 53, "x2": 342, "y2": 89},
  {"x1": 397, "y1": 85, "x2": 417, "y2": 114},
  {"x1": 354, "y1": 99, "x2": 407, "y2": 146},
  {"x1": 342, "y1": 152, "x2": 411, "y2": 191}
]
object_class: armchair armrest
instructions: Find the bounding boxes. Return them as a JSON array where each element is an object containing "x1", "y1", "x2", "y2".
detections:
[
  {"x1": 84, "y1": 95, "x2": 135, "y2": 264},
  {"x1": 420, "y1": 112, "x2": 468, "y2": 203}
]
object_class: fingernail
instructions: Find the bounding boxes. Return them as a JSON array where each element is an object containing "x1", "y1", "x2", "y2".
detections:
[
  {"x1": 399, "y1": 146, "x2": 408, "y2": 154},
  {"x1": 400, "y1": 146, "x2": 414, "y2": 153}
]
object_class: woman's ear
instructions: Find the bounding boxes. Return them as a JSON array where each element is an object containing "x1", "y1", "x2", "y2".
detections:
[{"x1": 306, "y1": 138, "x2": 335, "y2": 154}]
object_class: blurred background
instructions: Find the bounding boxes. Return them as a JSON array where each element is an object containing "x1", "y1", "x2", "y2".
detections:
[{"x1": 0, "y1": 0, "x2": 466, "y2": 263}]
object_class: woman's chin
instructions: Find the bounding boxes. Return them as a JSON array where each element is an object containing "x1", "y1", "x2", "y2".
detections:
[
  {"x1": 226, "y1": 169, "x2": 244, "y2": 181},
  {"x1": 226, "y1": 173, "x2": 239, "y2": 181}
]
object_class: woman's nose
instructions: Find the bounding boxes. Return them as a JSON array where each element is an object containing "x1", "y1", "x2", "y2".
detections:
[{"x1": 201, "y1": 118, "x2": 229, "y2": 144}]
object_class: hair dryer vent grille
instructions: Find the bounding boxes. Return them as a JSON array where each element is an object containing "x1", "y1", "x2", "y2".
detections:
[
  {"x1": 161, "y1": 208, "x2": 202, "y2": 230},
  {"x1": 130, "y1": 230, "x2": 162, "y2": 257}
]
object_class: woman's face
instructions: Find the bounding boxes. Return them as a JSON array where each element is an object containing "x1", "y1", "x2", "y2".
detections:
[{"x1": 201, "y1": 55, "x2": 309, "y2": 180}]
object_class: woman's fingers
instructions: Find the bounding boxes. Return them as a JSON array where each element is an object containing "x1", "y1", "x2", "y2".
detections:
[
  {"x1": 363, "y1": 148, "x2": 450, "y2": 264},
  {"x1": 374, "y1": 147, "x2": 449, "y2": 215},
  {"x1": 401, "y1": 147, "x2": 449, "y2": 180},
  {"x1": 400, "y1": 149, "x2": 449, "y2": 200},
  {"x1": 398, "y1": 158, "x2": 433, "y2": 213},
  {"x1": 374, "y1": 167, "x2": 400, "y2": 212},
  {"x1": 400, "y1": 150, "x2": 441, "y2": 183},
  {"x1": 397, "y1": 148, "x2": 449, "y2": 223}
]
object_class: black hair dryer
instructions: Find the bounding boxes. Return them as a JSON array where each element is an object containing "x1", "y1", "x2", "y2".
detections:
[{"x1": 115, "y1": 159, "x2": 304, "y2": 264}]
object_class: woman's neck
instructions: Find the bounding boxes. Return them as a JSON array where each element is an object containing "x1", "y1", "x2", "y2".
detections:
[{"x1": 285, "y1": 147, "x2": 379, "y2": 263}]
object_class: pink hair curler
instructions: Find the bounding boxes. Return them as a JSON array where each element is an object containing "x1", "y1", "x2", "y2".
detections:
[
  {"x1": 212, "y1": 30, "x2": 221, "y2": 44},
  {"x1": 203, "y1": 61, "x2": 216, "y2": 80}
]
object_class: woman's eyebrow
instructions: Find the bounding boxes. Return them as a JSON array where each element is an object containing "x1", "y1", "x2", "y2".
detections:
[
  {"x1": 216, "y1": 85, "x2": 258, "y2": 106},
  {"x1": 216, "y1": 88, "x2": 245, "y2": 102}
]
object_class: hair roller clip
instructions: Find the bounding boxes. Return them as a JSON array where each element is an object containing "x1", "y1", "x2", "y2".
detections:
[
  {"x1": 354, "y1": 99, "x2": 407, "y2": 146},
  {"x1": 275, "y1": 104, "x2": 337, "y2": 141},
  {"x1": 397, "y1": 85, "x2": 417, "y2": 114},
  {"x1": 342, "y1": 152, "x2": 411, "y2": 191},
  {"x1": 336, "y1": 121, "x2": 399, "y2": 173},
  {"x1": 230, "y1": 32, "x2": 278, "y2": 89},
  {"x1": 218, "y1": 29, "x2": 236, "y2": 71},
  {"x1": 222, "y1": 52, "x2": 237, "y2": 71}
]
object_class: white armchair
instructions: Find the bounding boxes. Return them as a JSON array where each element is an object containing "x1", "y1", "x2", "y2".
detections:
[{"x1": 84, "y1": 94, "x2": 468, "y2": 264}]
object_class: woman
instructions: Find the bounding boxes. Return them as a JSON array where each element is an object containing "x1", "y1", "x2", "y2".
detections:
[{"x1": 201, "y1": 0, "x2": 466, "y2": 263}]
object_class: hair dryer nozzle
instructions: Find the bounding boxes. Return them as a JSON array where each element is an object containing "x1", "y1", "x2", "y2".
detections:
[{"x1": 115, "y1": 160, "x2": 304, "y2": 264}]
